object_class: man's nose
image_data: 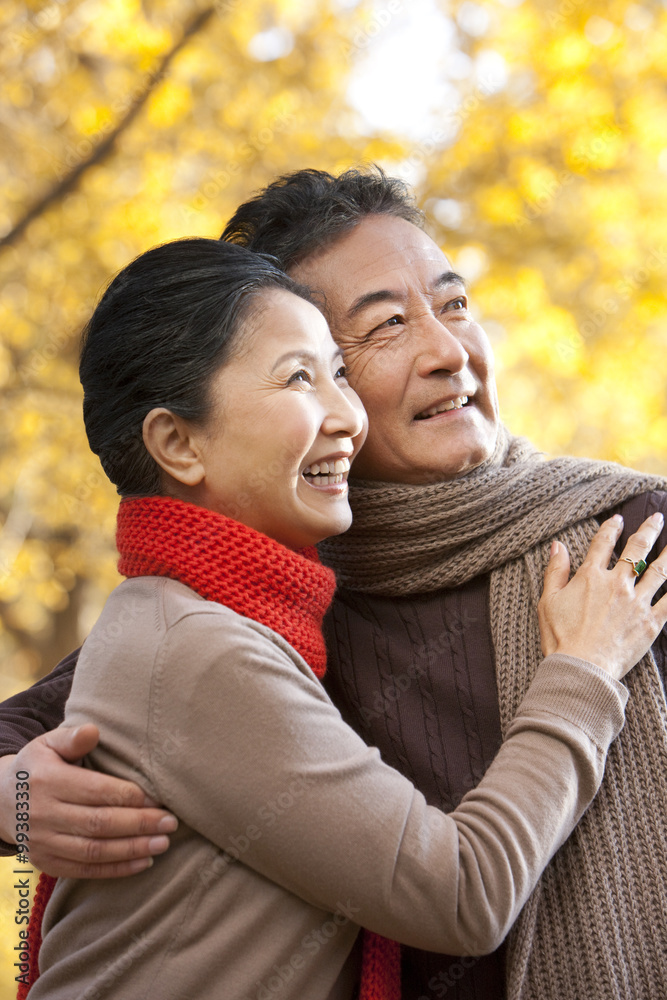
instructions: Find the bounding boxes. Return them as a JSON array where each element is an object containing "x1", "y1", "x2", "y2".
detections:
[{"x1": 414, "y1": 312, "x2": 469, "y2": 376}]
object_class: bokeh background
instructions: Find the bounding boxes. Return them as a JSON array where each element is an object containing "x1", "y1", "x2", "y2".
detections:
[{"x1": 2, "y1": 0, "x2": 667, "y2": 991}]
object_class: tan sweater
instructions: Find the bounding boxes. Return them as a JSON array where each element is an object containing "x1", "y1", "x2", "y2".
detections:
[{"x1": 32, "y1": 576, "x2": 627, "y2": 1000}]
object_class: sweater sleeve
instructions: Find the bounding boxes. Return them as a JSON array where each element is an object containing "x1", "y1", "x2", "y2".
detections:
[
  {"x1": 131, "y1": 606, "x2": 627, "y2": 957},
  {"x1": 0, "y1": 649, "x2": 78, "y2": 856},
  {"x1": 0, "y1": 649, "x2": 78, "y2": 755}
]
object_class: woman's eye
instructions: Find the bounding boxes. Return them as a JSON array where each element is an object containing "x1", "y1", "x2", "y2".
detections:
[
  {"x1": 334, "y1": 365, "x2": 348, "y2": 380},
  {"x1": 287, "y1": 369, "x2": 312, "y2": 386}
]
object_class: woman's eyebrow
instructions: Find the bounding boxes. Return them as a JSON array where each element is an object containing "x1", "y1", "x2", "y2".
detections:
[
  {"x1": 271, "y1": 350, "x2": 318, "y2": 372},
  {"x1": 270, "y1": 349, "x2": 343, "y2": 373}
]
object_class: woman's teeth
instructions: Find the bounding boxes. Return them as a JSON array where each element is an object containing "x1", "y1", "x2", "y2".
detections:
[
  {"x1": 415, "y1": 395, "x2": 469, "y2": 420},
  {"x1": 303, "y1": 457, "x2": 350, "y2": 485}
]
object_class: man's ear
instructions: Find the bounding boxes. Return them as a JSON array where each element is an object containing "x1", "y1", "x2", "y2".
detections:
[{"x1": 142, "y1": 408, "x2": 205, "y2": 487}]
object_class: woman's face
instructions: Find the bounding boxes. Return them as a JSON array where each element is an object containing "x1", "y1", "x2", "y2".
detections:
[{"x1": 190, "y1": 288, "x2": 367, "y2": 550}]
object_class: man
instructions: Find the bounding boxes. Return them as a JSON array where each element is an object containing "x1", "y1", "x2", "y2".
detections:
[{"x1": 1, "y1": 167, "x2": 667, "y2": 999}]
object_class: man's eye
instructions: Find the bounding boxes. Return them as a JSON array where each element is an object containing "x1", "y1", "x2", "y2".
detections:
[
  {"x1": 370, "y1": 315, "x2": 403, "y2": 334},
  {"x1": 287, "y1": 369, "x2": 312, "y2": 385},
  {"x1": 445, "y1": 296, "x2": 468, "y2": 311}
]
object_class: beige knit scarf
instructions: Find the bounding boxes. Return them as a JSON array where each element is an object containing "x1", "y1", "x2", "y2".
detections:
[{"x1": 320, "y1": 426, "x2": 667, "y2": 1000}]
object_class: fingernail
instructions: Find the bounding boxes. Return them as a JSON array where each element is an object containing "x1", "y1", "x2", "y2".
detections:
[
  {"x1": 158, "y1": 815, "x2": 178, "y2": 833},
  {"x1": 611, "y1": 514, "x2": 623, "y2": 524},
  {"x1": 550, "y1": 540, "x2": 559, "y2": 556},
  {"x1": 650, "y1": 512, "x2": 664, "y2": 527},
  {"x1": 129, "y1": 857, "x2": 153, "y2": 873},
  {"x1": 148, "y1": 835, "x2": 170, "y2": 854}
]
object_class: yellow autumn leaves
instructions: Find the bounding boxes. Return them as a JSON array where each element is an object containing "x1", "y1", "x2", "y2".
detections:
[{"x1": 1, "y1": 0, "x2": 667, "y2": 988}]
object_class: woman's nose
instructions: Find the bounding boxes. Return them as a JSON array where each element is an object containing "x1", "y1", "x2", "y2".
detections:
[{"x1": 322, "y1": 382, "x2": 367, "y2": 440}]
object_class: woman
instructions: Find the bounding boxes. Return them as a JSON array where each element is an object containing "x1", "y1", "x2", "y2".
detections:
[{"x1": 26, "y1": 238, "x2": 667, "y2": 999}]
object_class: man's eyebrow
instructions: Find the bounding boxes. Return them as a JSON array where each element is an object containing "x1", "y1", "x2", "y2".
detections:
[
  {"x1": 434, "y1": 270, "x2": 467, "y2": 291},
  {"x1": 346, "y1": 271, "x2": 466, "y2": 319}
]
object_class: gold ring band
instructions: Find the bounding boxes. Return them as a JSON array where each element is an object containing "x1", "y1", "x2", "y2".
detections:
[{"x1": 622, "y1": 556, "x2": 647, "y2": 577}]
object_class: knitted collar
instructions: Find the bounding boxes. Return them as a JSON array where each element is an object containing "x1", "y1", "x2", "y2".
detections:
[
  {"x1": 319, "y1": 424, "x2": 667, "y2": 595},
  {"x1": 116, "y1": 495, "x2": 336, "y2": 677}
]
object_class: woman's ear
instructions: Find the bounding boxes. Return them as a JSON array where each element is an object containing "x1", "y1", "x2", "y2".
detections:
[{"x1": 142, "y1": 408, "x2": 205, "y2": 487}]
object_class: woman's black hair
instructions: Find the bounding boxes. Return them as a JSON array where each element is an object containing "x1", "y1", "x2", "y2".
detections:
[{"x1": 79, "y1": 238, "x2": 313, "y2": 497}]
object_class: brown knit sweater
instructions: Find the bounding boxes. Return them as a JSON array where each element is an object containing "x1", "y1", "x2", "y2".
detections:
[{"x1": 323, "y1": 488, "x2": 667, "y2": 1000}]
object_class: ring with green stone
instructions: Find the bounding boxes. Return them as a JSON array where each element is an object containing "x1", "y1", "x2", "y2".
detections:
[{"x1": 622, "y1": 556, "x2": 647, "y2": 577}]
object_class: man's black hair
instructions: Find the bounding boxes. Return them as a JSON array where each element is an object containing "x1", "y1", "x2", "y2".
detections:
[{"x1": 221, "y1": 166, "x2": 424, "y2": 270}]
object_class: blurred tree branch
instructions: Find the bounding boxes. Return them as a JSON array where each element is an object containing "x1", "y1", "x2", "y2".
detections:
[{"x1": 0, "y1": 5, "x2": 215, "y2": 254}]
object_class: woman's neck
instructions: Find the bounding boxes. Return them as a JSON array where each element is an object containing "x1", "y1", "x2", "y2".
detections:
[{"x1": 116, "y1": 495, "x2": 336, "y2": 677}]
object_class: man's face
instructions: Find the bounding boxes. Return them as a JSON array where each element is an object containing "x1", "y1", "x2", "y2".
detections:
[{"x1": 290, "y1": 215, "x2": 500, "y2": 485}]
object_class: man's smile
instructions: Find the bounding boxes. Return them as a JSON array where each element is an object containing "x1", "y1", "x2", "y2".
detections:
[{"x1": 414, "y1": 395, "x2": 470, "y2": 420}]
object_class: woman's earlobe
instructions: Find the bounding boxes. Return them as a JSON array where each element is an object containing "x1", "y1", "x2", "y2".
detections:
[{"x1": 142, "y1": 408, "x2": 205, "y2": 487}]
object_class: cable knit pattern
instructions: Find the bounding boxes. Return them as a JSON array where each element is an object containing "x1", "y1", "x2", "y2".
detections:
[
  {"x1": 395, "y1": 605, "x2": 455, "y2": 804},
  {"x1": 322, "y1": 427, "x2": 667, "y2": 1000}
]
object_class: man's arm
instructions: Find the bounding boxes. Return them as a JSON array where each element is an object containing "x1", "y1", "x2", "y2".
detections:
[
  {"x1": 0, "y1": 652, "x2": 177, "y2": 876},
  {"x1": 0, "y1": 647, "x2": 78, "y2": 750}
]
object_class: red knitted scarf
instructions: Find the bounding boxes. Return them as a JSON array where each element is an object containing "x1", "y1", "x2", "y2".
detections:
[
  {"x1": 117, "y1": 495, "x2": 335, "y2": 676},
  {"x1": 21, "y1": 496, "x2": 400, "y2": 1000}
]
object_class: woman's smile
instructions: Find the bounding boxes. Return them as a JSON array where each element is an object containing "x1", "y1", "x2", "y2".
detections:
[
  {"x1": 302, "y1": 454, "x2": 351, "y2": 489},
  {"x1": 187, "y1": 289, "x2": 367, "y2": 550}
]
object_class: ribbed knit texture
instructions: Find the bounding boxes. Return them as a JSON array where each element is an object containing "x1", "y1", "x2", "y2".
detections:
[
  {"x1": 20, "y1": 496, "x2": 399, "y2": 1000},
  {"x1": 321, "y1": 426, "x2": 667, "y2": 1000},
  {"x1": 117, "y1": 495, "x2": 335, "y2": 677},
  {"x1": 360, "y1": 930, "x2": 402, "y2": 1000},
  {"x1": 16, "y1": 872, "x2": 56, "y2": 1000}
]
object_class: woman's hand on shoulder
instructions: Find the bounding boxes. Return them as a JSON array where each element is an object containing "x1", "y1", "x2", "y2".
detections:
[{"x1": 539, "y1": 512, "x2": 667, "y2": 681}]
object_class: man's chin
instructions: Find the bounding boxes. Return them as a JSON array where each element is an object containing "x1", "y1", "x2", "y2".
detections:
[
  {"x1": 348, "y1": 422, "x2": 500, "y2": 484},
  {"x1": 394, "y1": 447, "x2": 498, "y2": 486}
]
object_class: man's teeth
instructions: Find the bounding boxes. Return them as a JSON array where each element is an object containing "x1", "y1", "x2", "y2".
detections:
[
  {"x1": 416, "y1": 395, "x2": 469, "y2": 420},
  {"x1": 303, "y1": 457, "x2": 350, "y2": 484}
]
